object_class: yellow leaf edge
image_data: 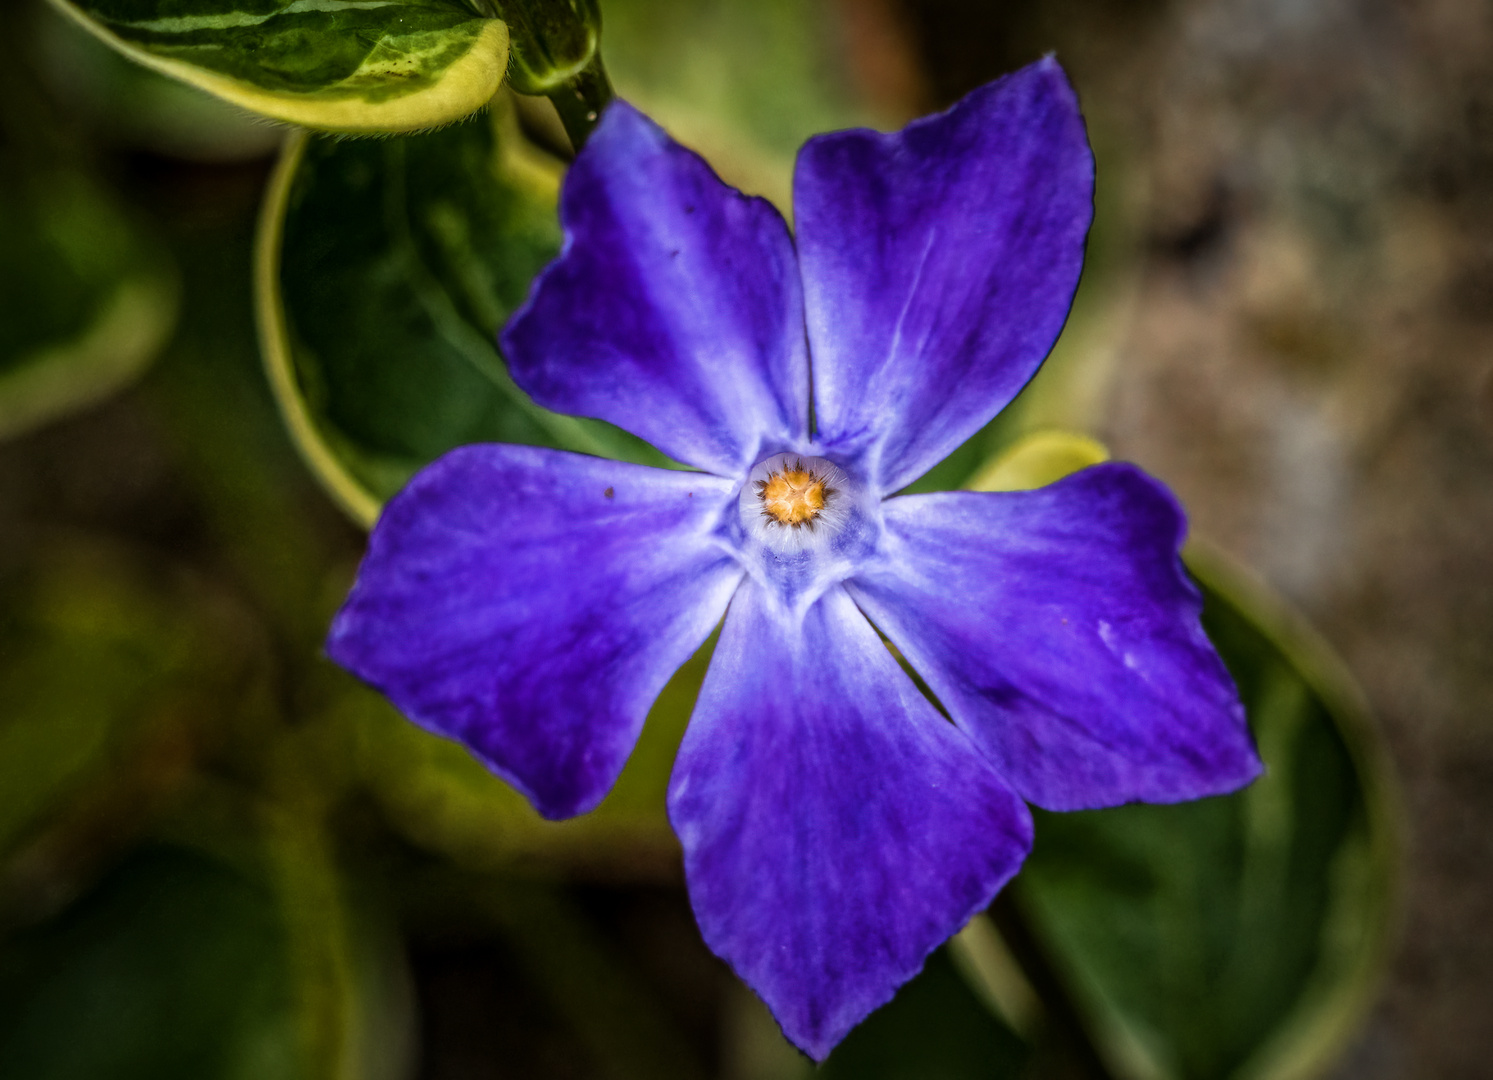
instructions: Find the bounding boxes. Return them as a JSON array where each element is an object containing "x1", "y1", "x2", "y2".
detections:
[
  {"x1": 1188, "y1": 540, "x2": 1405, "y2": 1080},
  {"x1": 255, "y1": 128, "x2": 384, "y2": 529},
  {"x1": 46, "y1": 0, "x2": 508, "y2": 134}
]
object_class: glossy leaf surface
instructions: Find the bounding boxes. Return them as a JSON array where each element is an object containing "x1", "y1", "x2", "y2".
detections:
[
  {"x1": 34, "y1": 1, "x2": 283, "y2": 161},
  {"x1": 47, "y1": 0, "x2": 508, "y2": 133},
  {"x1": 258, "y1": 0, "x2": 880, "y2": 525},
  {"x1": 501, "y1": 0, "x2": 601, "y2": 96},
  {"x1": 259, "y1": 104, "x2": 660, "y2": 526}
]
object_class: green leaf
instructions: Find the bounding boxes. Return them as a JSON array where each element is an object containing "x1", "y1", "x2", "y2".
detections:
[
  {"x1": 819, "y1": 947, "x2": 1029, "y2": 1080},
  {"x1": 257, "y1": 100, "x2": 662, "y2": 526},
  {"x1": 255, "y1": 802, "x2": 414, "y2": 1080},
  {"x1": 500, "y1": 0, "x2": 602, "y2": 96},
  {"x1": 0, "y1": 167, "x2": 177, "y2": 440},
  {"x1": 46, "y1": 0, "x2": 508, "y2": 133},
  {"x1": 964, "y1": 428, "x2": 1111, "y2": 493},
  {"x1": 0, "y1": 541, "x2": 248, "y2": 861},
  {"x1": 603, "y1": 0, "x2": 881, "y2": 208},
  {"x1": 255, "y1": 0, "x2": 887, "y2": 522},
  {"x1": 470, "y1": 876, "x2": 709, "y2": 1079},
  {"x1": 972, "y1": 433, "x2": 1402, "y2": 1080},
  {"x1": 34, "y1": 0, "x2": 284, "y2": 161},
  {"x1": 348, "y1": 631, "x2": 710, "y2": 876},
  {"x1": 0, "y1": 844, "x2": 303, "y2": 1079},
  {"x1": 0, "y1": 817, "x2": 410, "y2": 1080}
]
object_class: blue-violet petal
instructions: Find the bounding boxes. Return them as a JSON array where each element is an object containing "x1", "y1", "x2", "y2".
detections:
[
  {"x1": 502, "y1": 102, "x2": 811, "y2": 477},
  {"x1": 847, "y1": 463, "x2": 1263, "y2": 811},
  {"x1": 794, "y1": 57, "x2": 1094, "y2": 494},
  {"x1": 327, "y1": 445, "x2": 743, "y2": 819},
  {"x1": 668, "y1": 582, "x2": 1032, "y2": 1060}
]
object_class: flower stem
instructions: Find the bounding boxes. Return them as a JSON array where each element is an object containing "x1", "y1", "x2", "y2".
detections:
[{"x1": 546, "y1": 53, "x2": 614, "y2": 152}]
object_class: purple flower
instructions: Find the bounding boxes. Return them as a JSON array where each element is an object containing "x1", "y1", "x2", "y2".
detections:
[{"x1": 328, "y1": 58, "x2": 1262, "y2": 1059}]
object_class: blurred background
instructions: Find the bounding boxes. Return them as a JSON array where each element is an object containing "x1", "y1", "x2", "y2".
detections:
[{"x1": 1, "y1": 0, "x2": 1489, "y2": 1076}]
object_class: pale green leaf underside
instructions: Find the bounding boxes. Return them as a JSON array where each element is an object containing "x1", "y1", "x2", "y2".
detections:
[{"x1": 47, "y1": 0, "x2": 508, "y2": 132}]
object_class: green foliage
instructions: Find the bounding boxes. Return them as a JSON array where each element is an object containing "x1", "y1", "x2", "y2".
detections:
[
  {"x1": 259, "y1": 101, "x2": 661, "y2": 525},
  {"x1": 0, "y1": 167, "x2": 176, "y2": 440},
  {"x1": 965, "y1": 429, "x2": 1112, "y2": 492},
  {"x1": 351, "y1": 633, "x2": 709, "y2": 874},
  {"x1": 454, "y1": 875, "x2": 709, "y2": 1079},
  {"x1": 0, "y1": 845, "x2": 303, "y2": 1080},
  {"x1": 603, "y1": 0, "x2": 878, "y2": 207},
  {"x1": 0, "y1": 172, "x2": 408, "y2": 1080},
  {"x1": 0, "y1": 812, "x2": 404, "y2": 1080},
  {"x1": 258, "y1": 0, "x2": 880, "y2": 525},
  {"x1": 46, "y1": 0, "x2": 509, "y2": 132},
  {"x1": 0, "y1": 3, "x2": 181, "y2": 439},
  {"x1": 501, "y1": 0, "x2": 602, "y2": 96},
  {"x1": 0, "y1": 0, "x2": 1407, "y2": 1072},
  {"x1": 33, "y1": 0, "x2": 283, "y2": 160},
  {"x1": 820, "y1": 947, "x2": 1030, "y2": 1079},
  {"x1": 1015, "y1": 552, "x2": 1399, "y2": 1080},
  {"x1": 977, "y1": 433, "x2": 1400, "y2": 1080},
  {"x1": 0, "y1": 543, "x2": 247, "y2": 861}
]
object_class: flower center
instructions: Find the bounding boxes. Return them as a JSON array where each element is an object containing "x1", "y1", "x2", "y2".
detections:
[
  {"x1": 735, "y1": 452, "x2": 864, "y2": 566},
  {"x1": 756, "y1": 462, "x2": 833, "y2": 528}
]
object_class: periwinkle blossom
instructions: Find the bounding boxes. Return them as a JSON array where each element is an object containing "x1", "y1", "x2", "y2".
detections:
[{"x1": 328, "y1": 58, "x2": 1262, "y2": 1059}]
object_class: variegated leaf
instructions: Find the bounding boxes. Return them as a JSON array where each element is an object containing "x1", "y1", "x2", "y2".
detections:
[
  {"x1": 257, "y1": 100, "x2": 664, "y2": 527},
  {"x1": 46, "y1": 0, "x2": 508, "y2": 133}
]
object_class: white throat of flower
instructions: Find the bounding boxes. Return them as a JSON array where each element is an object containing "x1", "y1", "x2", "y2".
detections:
[{"x1": 738, "y1": 453, "x2": 854, "y2": 555}]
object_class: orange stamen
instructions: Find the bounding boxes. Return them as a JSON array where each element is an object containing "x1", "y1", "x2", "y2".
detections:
[{"x1": 756, "y1": 463, "x2": 831, "y2": 528}]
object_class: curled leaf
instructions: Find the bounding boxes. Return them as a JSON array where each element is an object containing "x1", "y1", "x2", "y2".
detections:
[{"x1": 256, "y1": 101, "x2": 658, "y2": 526}]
